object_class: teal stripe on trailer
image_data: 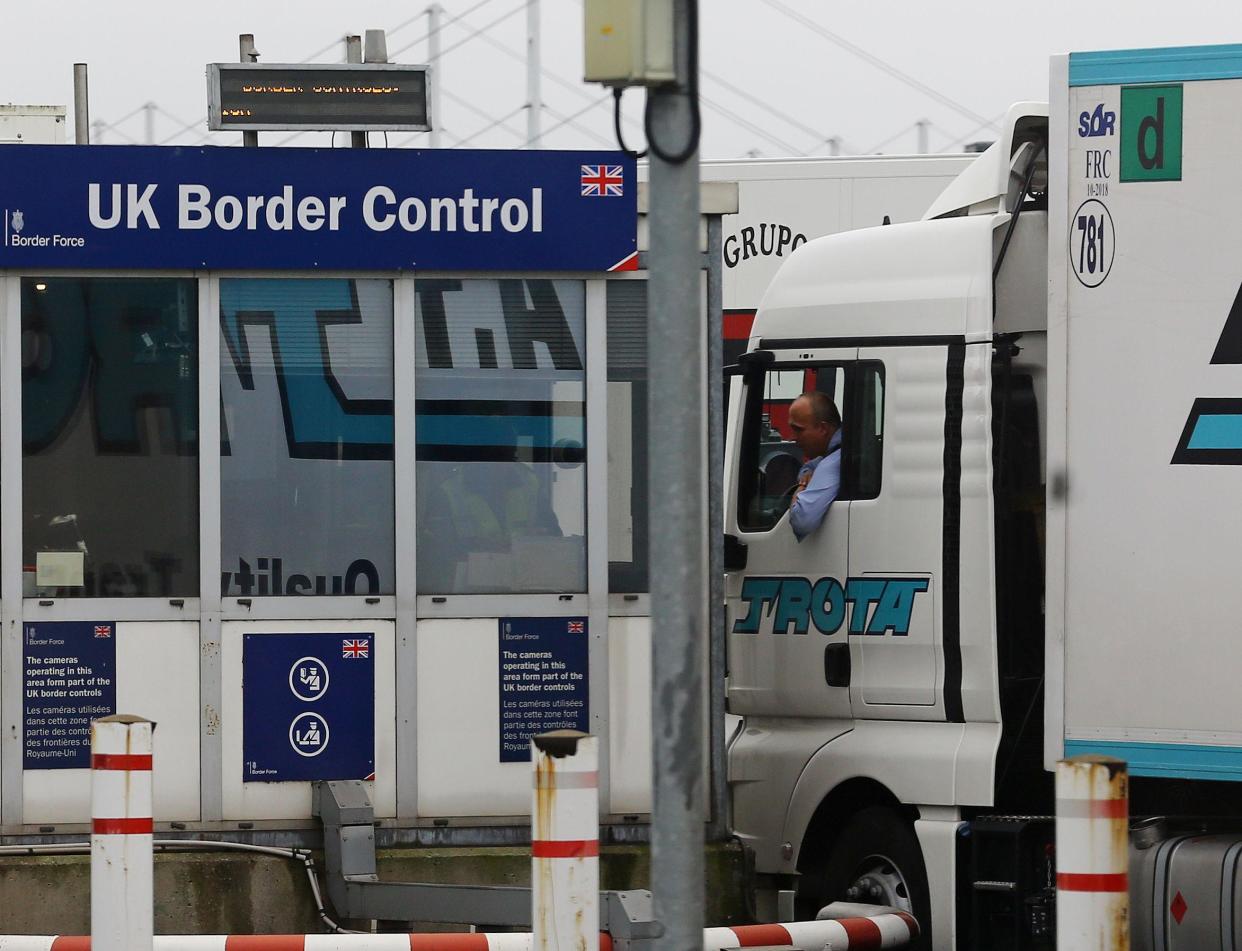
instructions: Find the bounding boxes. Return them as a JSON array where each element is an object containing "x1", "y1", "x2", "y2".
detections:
[
  {"x1": 1064, "y1": 739, "x2": 1242, "y2": 782},
  {"x1": 1188, "y1": 414, "x2": 1242, "y2": 450},
  {"x1": 1069, "y1": 44, "x2": 1242, "y2": 86}
]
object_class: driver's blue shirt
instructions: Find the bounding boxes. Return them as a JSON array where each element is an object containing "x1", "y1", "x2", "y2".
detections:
[{"x1": 790, "y1": 429, "x2": 842, "y2": 541}]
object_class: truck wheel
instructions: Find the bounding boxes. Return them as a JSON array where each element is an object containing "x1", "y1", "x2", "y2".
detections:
[{"x1": 804, "y1": 807, "x2": 932, "y2": 949}]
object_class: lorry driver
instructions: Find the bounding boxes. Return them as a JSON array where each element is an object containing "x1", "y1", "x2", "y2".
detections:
[{"x1": 786, "y1": 391, "x2": 841, "y2": 541}]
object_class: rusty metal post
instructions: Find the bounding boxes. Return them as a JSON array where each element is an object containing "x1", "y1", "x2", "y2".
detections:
[
  {"x1": 531, "y1": 731, "x2": 598, "y2": 951},
  {"x1": 91, "y1": 714, "x2": 155, "y2": 951},
  {"x1": 1056, "y1": 755, "x2": 1129, "y2": 950}
]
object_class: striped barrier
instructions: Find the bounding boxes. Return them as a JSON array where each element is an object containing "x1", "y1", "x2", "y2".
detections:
[
  {"x1": 91, "y1": 715, "x2": 155, "y2": 951},
  {"x1": 1055, "y1": 754, "x2": 1129, "y2": 951},
  {"x1": 0, "y1": 918, "x2": 921, "y2": 951},
  {"x1": 708, "y1": 916, "x2": 920, "y2": 949}
]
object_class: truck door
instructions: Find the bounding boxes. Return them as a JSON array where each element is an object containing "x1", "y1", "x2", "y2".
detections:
[
  {"x1": 725, "y1": 348, "x2": 856, "y2": 720},
  {"x1": 848, "y1": 345, "x2": 945, "y2": 710}
]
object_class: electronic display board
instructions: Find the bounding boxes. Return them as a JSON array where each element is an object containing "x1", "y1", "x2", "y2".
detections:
[{"x1": 208, "y1": 63, "x2": 430, "y2": 132}]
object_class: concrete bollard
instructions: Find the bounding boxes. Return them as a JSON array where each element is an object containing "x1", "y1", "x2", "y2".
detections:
[
  {"x1": 1055, "y1": 754, "x2": 1129, "y2": 950},
  {"x1": 531, "y1": 731, "x2": 599, "y2": 951},
  {"x1": 91, "y1": 714, "x2": 155, "y2": 951}
]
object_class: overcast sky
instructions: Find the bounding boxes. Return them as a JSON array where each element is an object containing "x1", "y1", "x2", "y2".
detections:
[{"x1": 5, "y1": 0, "x2": 1242, "y2": 158}]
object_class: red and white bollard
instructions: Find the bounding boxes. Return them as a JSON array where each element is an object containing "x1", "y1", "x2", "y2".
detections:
[
  {"x1": 531, "y1": 731, "x2": 599, "y2": 951},
  {"x1": 91, "y1": 714, "x2": 155, "y2": 951},
  {"x1": 1055, "y1": 754, "x2": 1129, "y2": 950}
]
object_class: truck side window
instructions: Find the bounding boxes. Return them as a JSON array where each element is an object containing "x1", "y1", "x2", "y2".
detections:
[
  {"x1": 736, "y1": 361, "x2": 885, "y2": 532},
  {"x1": 846, "y1": 363, "x2": 885, "y2": 501}
]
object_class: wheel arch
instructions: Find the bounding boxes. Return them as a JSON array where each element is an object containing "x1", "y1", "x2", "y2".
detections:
[{"x1": 796, "y1": 776, "x2": 916, "y2": 876}]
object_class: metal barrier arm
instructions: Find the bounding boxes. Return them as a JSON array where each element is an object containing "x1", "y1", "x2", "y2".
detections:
[
  {"x1": 313, "y1": 780, "x2": 658, "y2": 932},
  {"x1": 314, "y1": 780, "x2": 531, "y2": 926}
]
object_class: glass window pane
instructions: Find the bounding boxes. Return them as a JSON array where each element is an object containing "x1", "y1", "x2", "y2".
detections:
[
  {"x1": 22, "y1": 277, "x2": 199, "y2": 597},
  {"x1": 220, "y1": 278, "x2": 394, "y2": 596},
  {"x1": 415, "y1": 279, "x2": 585, "y2": 594},
  {"x1": 606, "y1": 281, "x2": 648, "y2": 593},
  {"x1": 850, "y1": 363, "x2": 884, "y2": 501},
  {"x1": 738, "y1": 365, "x2": 844, "y2": 533}
]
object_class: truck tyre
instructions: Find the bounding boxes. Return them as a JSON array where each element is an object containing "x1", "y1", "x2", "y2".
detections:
[{"x1": 802, "y1": 806, "x2": 932, "y2": 950}]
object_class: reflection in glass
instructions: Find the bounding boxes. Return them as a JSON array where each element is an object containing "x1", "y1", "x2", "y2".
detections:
[
  {"x1": 416, "y1": 279, "x2": 586, "y2": 594},
  {"x1": 219, "y1": 279, "x2": 395, "y2": 596},
  {"x1": 22, "y1": 277, "x2": 199, "y2": 597}
]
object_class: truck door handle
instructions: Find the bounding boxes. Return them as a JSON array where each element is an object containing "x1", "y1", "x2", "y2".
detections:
[{"x1": 824, "y1": 643, "x2": 850, "y2": 688}]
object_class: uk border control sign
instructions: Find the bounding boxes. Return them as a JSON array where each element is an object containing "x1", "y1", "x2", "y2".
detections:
[
  {"x1": 498, "y1": 617, "x2": 588, "y2": 762},
  {"x1": 0, "y1": 145, "x2": 637, "y2": 272},
  {"x1": 24, "y1": 621, "x2": 116, "y2": 769},
  {"x1": 243, "y1": 632, "x2": 374, "y2": 782}
]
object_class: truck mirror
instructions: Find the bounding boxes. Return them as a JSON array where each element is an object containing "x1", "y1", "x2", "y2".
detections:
[
  {"x1": 724, "y1": 534, "x2": 748, "y2": 571},
  {"x1": 734, "y1": 348, "x2": 775, "y2": 383}
]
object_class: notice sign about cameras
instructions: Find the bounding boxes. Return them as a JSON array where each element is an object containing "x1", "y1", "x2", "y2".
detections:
[
  {"x1": 498, "y1": 617, "x2": 588, "y2": 763},
  {"x1": 23, "y1": 621, "x2": 116, "y2": 769},
  {"x1": 242, "y1": 632, "x2": 374, "y2": 782}
]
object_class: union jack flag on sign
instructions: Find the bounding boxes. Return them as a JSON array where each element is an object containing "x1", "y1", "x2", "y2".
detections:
[
  {"x1": 581, "y1": 165, "x2": 624, "y2": 197},
  {"x1": 567, "y1": 620, "x2": 585, "y2": 634},
  {"x1": 94, "y1": 625, "x2": 112, "y2": 638},
  {"x1": 342, "y1": 638, "x2": 369, "y2": 659}
]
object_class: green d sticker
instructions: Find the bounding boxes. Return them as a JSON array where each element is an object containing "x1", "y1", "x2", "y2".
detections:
[{"x1": 1121, "y1": 84, "x2": 1182, "y2": 182}]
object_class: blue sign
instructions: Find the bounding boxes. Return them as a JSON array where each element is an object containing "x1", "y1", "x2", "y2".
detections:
[
  {"x1": 498, "y1": 617, "x2": 588, "y2": 763},
  {"x1": 0, "y1": 146, "x2": 637, "y2": 272},
  {"x1": 23, "y1": 621, "x2": 116, "y2": 769},
  {"x1": 243, "y1": 632, "x2": 374, "y2": 782}
]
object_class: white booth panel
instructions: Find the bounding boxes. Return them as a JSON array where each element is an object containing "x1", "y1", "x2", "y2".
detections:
[
  {"x1": 417, "y1": 618, "x2": 531, "y2": 817},
  {"x1": 24, "y1": 621, "x2": 200, "y2": 824},
  {"x1": 221, "y1": 619, "x2": 396, "y2": 821},
  {"x1": 608, "y1": 615, "x2": 653, "y2": 815}
]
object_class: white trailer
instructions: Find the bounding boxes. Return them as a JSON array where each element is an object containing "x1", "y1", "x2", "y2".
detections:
[{"x1": 724, "y1": 42, "x2": 1242, "y2": 949}]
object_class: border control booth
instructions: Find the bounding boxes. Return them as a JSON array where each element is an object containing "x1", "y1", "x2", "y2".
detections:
[{"x1": 0, "y1": 142, "x2": 737, "y2": 930}]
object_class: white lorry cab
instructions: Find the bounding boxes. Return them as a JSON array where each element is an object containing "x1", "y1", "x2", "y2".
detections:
[{"x1": 725, "y1": 42, "x2": 1242, "y2": 950}]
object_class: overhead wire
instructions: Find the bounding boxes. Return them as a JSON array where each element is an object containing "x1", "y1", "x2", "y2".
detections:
[
  {"x1": 391, "y1": 0, "x2": 519, "y2": 61},
  {"x1": 863, "y1": 121, "x2": 923, "y2": 155},
  {"x1": 759, "y1": 0, "x2": 1000, "y2": 132},
  {"x1": 700, "y1": 66, "x2": 838, "y2": 150},
  {"x1": 449, "y1": 9, "x2": 645, "y2": 136},
  {"x1": 698, "y1": 92, "x2": 803, "y2": 156},
  {"x1": 450, "y1": 103, "x2": 530, "y2": 147},
  {"x1": 937, "y1": 112, "x2": 1009, "y2": 152},
  {"x1": 536, "y1": 96, "x2": 616, "y2": 147}
]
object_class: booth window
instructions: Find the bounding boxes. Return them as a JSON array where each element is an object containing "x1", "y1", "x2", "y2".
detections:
[
  {"x1": 737, "y1": 361, "x2": 884, "y2": 533},
  {"x1": 415, "y1": 278, "x2": 586, "y2": 594},
  {"x1": 606, "y1": 281, "x2": 649, "y2": 593},
  {"x1": 219, "y1": 278, "x2": 395, "y2": 597},
  {"x1": 22, "y1": 277, "x2": 199, "y2": 597}
]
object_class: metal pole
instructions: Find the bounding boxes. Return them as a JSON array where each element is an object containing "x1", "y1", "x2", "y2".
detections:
[
  {"x1": 916, "y1": 119, "x2": 929, "y2": 154},
  {"x1": 826, "y1": 136, "x2": 841, "y2": 156},
  {"x1": 73, "y1": 64, "x2": 90, "y2": 144},
  {"x1": 646, "y1": 1, "x2": 703, "y2": 949},
  {"x1": 364, "y1": 29, "x2": 388, "y2": 64},
  {"x1": 526, "y1": 0, "x2": 542, "y2": 147},
  {"x1": 1055, "y1": 755, "x2": 1129, "y2": 950},
  {"x1": 531, "y1": 732, "x2": 599, "y2": 951},
  {"x1": 239, "y1": 35, "x2": 259, "y2": 148},
  {"x1": 346, "y1": 36, "x2": 366, "y2": 149},
  {"x1": 706, "y1": 215, "x2": 728, "y2": 841},
  {"x1": 427, "y1": 5, "x2": 443, "y2": 149},
  {"x1": 144, "y1": 102, "x2": 156, "y2": 145},
  {"x1": 92, "y1": 119, "x2": 106, "y2": 144},
  {"x1": 91, "y1": 715, "x2": 155, "y2": 951}
]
